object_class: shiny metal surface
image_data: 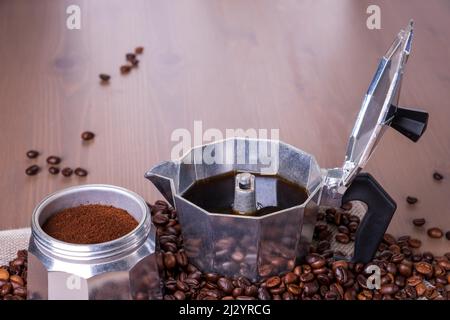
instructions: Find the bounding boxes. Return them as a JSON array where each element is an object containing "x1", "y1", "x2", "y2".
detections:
[
  {"x1": 233, "y1": 173, "x2": 257, "y2": 215},
  {"x1": 343, "y1": 21, "x2": 414, "y2": 186},
  {"x1": 146, "y1": 137, "x2": 322, "y2": 280},
  {"x1": 27, "y1": 184, "x2": 162, "y2": 300}
]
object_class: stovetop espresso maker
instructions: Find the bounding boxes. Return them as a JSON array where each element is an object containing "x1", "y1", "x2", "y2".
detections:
[{"x1": 146, "y1": 22, "x2": 428, "y2": 280}]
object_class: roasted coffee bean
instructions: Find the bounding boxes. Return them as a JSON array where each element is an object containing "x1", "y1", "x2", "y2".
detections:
[
  {"x1": 341, "y1": 202, "x2": 352, "y2": 211},
  {"x1": 303, "y1": 281, "x2": 319, "y2": 297},
  {"x1": 236, "y1": 296, "x2": 256, "y2": 300},
  {"x1": 99, "y1": 74, "x2": 111, "y2": 82},
  {"x1": 408, "y1": 238, "x2": 422, "y2": 248},
  {"x1": 257, "y1": 287, "x2": 271, "y2": 300},
  {"x1": 433, "y1": 172, "x2": 444, "y2": 181},
  {"x1": 306, "y1": 254, "x2": 326, "y2": 269},
  {"x1": 335, "y1": 233, "x2": 350, "y2": 244},
  {"x1": 287, "y1": 284, "x2": 301, "y2": 295},
  {"x1": 81, "y1": 131, "x2": 95, "y2": 141},
  {"x1": 232, "y1": 287, "x2": 243, "y2": 297},
  {"x1": 334, "y1": 267, "x2": 348, "y2": 285},
  {"x1": 0, "y1": 268, "x2": 9, "y2": 281},
  {"x1": 396, "y1": 263, "x2": 411, "y2": 277},
  {"x1": 332, "y1": 260, "x2": 348, "y2": 271},
  {"x1": 48, "y1": 166, "x2": 60, "y2": 175},
  {"x1": 383, "y1": 233, "x2": 396, "y2": 245},
  {"x1": 299, "y1": 272, "x2": 314, "y2": 283},
  {"x1": 422, "y1": 251, "x2": 434, "y2": 262},
  {"x1": 61, "y1": 167, "x2": 73, "y2": 177},
  {"x1": 1, "y1": 283, "x2": 12, "y2": 296},
  {"x1": 173, "y1": 290, "x2": 186, "y2": 300},
  {"x1": 153, "y1": 213, "x2": 169, "y2": 225},
  {"x1": 244, "y1": 285, "x2": 258, "y2": 297},
  {"x1": 120, "y1": 65, "x2": 132, "y2": 74},
  {"x1": 131, "y1": 59, "x2": 139, "y2": 67},
  {"x1": 348, "y1": 221, "x2": 359, "y2": 233},
  {"x1": 217, "y1": 277, "x2": 233, "y2": 294},
  {"x1": 446, "y1": 231, "x2": 450, "y2": 240},
  {"x1": 163, "y1": 252, "x2": 176, "y2": 269},
  {"x1": 205, "y1": 273, "x2": 220, "y2": 283},
  {"x1": 284, "y1": 272, "x2": 297, "y2": 284},
  {"x1": 316, "y1": 273, "x2": 330, "y2": 286},
  {"x1": 415, "y1": 282, "x2": 427, "y2": 296},
  {"x1": 74, "y1": 168, "x2": 88, "y2": 177},
  {"x1": 412, "y1": 218, "x2": 426, "y2": 227},
  {"x1": 337, "y1": 225, "x2": 349, "y2": 235},
  {"x1": 266, "y1": 276, "x2": 281, "y2": 288},
  {"x1": 135, "y1": 46, "x2": 144, "y2": 54},
  {"x1": 26, "y1": 150, "x2": 39, "y2": 159},
  {"x1": 380, "y1": 283, "x2": 399, "y2": 295},
  {"x1": 406, "y1": 196, "x2": 418, "y2": 204},
  {"x1": 415, "y1": 262, "x2": 433, "y2": 276},
  {"x1": 46, "y1": 156, "x2": 61, "y2": 165},
  {"x1": 126, "y1": 53, "x2": 136, "y2": 62},
  {"x1": 427, "y1": 227, "x2": 444, "y2": 239},
  {"x1": 176, "y1": 251, "x2": 188, "y2": 267},
  {"x1": 25, "y1": 165, "x2": 40, "y2": 176}
]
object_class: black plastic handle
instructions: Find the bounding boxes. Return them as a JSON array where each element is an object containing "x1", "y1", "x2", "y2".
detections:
[
  {"x1": 342, "y1": 172, "x2": 397, "y2": 263},
  {"x1": 388, "y1": 105, "x2": 428, "y2": 142}
]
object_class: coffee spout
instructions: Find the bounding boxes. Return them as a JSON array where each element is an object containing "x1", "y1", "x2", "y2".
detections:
[{"x1": 145, "y1": 161, "x2": 179, "y2": 207}]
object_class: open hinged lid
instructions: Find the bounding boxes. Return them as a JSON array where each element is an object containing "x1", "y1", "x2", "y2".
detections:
[{"x1": 342, "y1": 21, "x2": 428, "y2": 186}]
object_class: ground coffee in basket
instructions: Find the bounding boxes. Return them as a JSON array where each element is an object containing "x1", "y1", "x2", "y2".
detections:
[{"x1": 42, "y1": 204, "x2": 138, "y2": 244}]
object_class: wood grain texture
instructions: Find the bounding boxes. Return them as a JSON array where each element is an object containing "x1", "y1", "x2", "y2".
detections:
[{"x1": 0, "y1": 0, "x2": 449, "y2": 254}]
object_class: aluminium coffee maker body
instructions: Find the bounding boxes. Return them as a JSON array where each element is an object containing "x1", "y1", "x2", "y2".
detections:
[
  {"x1": 27, "y1": 185, "x2": 163, "y2": 300},
  {"x1": 146, "y1": 22, "x2": 428, "y2": 281}
]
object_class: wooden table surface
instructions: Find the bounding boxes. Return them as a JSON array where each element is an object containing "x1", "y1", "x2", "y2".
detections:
[{"x1": 0, "y1": 0, "x2": 449, "y2": 254}]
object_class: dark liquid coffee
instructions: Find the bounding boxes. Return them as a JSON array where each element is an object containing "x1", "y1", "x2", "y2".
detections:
[{"x1": 182, "y1": 172, "x2": 309, "y2": 216}]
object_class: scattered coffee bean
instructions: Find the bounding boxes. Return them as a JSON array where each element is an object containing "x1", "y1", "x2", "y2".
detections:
[
  {"x1": 412, "y1": 218, "x2": 426, "y2": 227},
  {"x1": 99, "y1": 74, "x2": 111, "y2": 82},
  {"x1": 446, "y1": 231, "x2": 450, "y2": 240},
  {"x1": 433, "y1": 172, "x2": 444, "y2": 181},
  {"x1": 427, "y1": 227, "x2": 443, "y2": 239},
  {"x1": 131, "y1": 59, "x2": 139, "y2": 67},
  {"x1": 48, "y1": 166, "x2": 60, "y2": 175},
  {"x1": 135, "y1": 46, "x2": 144, "y2": 54},
  {"x1": 335, "y1": 233, "x2": 350, "y2": 244},
  {"x1": 415, "y1": 262, "x2": 433, "y2": 276},
  {"x1": 266, "y1": 276, "x2": 281, "y2": 288},
  {"x1": 25, "y1": 165, "x2": 40, "y2": 176},
  {"x1": 120, "y1": 65, "x2": 132, "y2": 74},
  {"x1": 408, "y1": 238, "x2": 422, "y2": 249},
  {"x1": 81, "y1": 131, "x2": 95, "y2": 141},
  {"x1": 406, "y1": 196, "x2": 418, "y2": 204},
  {"x1": 61, "y1": 167, "x2": 73, "y2": 177},
  {"x1": 26, "y1": 150, "x2": 39, "y2": 159},
  {"x1": 46, "y1": 156, "x2": 61, "y2": 165},
  {"x1": 74, "y1": 168, "x2": 88, "y2": 177},
  {"x1": 126, "y1": 53, "x2": 136, "y2": 62}
]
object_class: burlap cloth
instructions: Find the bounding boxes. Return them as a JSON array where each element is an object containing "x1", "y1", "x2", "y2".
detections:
[{"x1": 0, "y1": 228, "x2": 31, "y2": 266}]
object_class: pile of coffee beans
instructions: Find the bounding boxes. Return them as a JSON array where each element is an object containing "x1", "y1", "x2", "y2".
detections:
[
  {"x1": 0, "y1": 250, "x2": 27, "y2": 300},
  {"x1": 148, "y1": 201, "x2": 449, "y2": 300},
  {"x1": 3, "y1": 200, "x2": 449, "y2": 300},
  {"x1": 25, "y1": 132, "x2": 92, "y2": 178}
]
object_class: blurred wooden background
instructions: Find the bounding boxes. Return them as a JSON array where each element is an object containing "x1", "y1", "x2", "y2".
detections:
[{"x1": 0, "y1": 0, "x2": 449, "y2": 254}]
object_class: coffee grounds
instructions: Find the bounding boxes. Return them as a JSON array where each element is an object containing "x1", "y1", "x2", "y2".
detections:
[{"x1": 42, "y1": 204, "x2": 138, "y2": 244}]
